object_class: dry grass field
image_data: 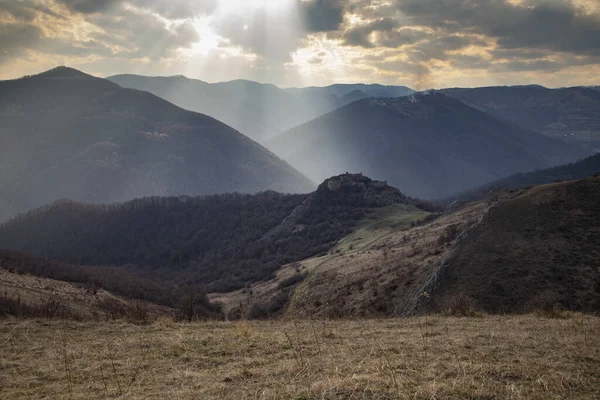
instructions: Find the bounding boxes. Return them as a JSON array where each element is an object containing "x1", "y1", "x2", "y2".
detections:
[{"x1": 1, "y1": 314, "x2": 599, "y2": 399}]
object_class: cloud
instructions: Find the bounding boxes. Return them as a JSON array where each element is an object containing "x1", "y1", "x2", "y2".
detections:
[
  {"x1": 407, "y1": 35, "x2": 488, "y2": 62},
  {"x1": 1, "y1": 0, "x2": 600, "y2": 87},
  {"x1": 87, "y1": 11, "x2": 199, "y2": 59},
  {"x1": 0, "y1": 0, "x2": 200, "y2": 64},
  {"x1": 342, "y1": 18, "x2": 399, "y2": 47},
  {"x1": 56, "y1": 0, "x2": 117, "y2": 14},
  {"x1": 0, "y1": 0, "x2": 63, "y2": 20},
  {"x1": 56, "y1": 0, "x2": 217, "y2": 18},
  {"x1": 0, "y1": 23, "x2": 43, "y2": 61},
  {"x1": 396, "y1": 0, "x2": 600, "y2": 57},
  {"x1": 299, "y1": 0, "x2": 346, "y2": 32}
]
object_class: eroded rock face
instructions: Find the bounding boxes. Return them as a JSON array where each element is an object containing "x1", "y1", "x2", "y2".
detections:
[{"x1": 316, "y1": 174, "x2": 409, "y2": 208}]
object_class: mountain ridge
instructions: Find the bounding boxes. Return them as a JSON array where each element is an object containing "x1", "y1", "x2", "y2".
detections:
[
  {"x1": 0, "y1": 174, "x2": 419, "y2": 294},
  {"x1": 0, "y1": 67, "x2": 314, "y2": 221},
  {"x1": 440, "y1": 85, "x2": 600, "y2": 150},
  {"x1": 267, "y1": 91, "x2": 587, "y2": 199},
  {"x1": 107, "y1": 73, "x2": 414, "y2": 143}
]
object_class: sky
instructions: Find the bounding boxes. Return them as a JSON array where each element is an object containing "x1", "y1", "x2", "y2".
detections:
[{"x1": 0, "y1": 0, "x2": 599, "y2": 89}]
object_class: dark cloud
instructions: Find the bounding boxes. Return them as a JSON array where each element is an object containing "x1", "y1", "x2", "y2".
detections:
[
  {"x1": 56, "y1": 0, "x2": 216, "y2": 18},
  {"x1": 397, "y1": 0, "x2": 600, "y2": 57},
  {"x1": 342, "y1": 18, "x2": 399, "y2": 47},
  {"x1": 56, "y1": 0, "x2": 117, "y2": 14},
  {"x1": 299, "y1": 0, "x2": 345, "y2": 32},
  {"x1": 0, "y1": 0, "x2": 37, "y2": 20},
  {"x1": 407, "y1": 35, "x2": 487, "y2": 62},
  {"x1": 489, "y1": 48, "x2": 551, "y2": 60},
  {"x1": 0, "y1": 0, "x2": 64, "y2": 21},
  {"x1": 0, "y1": 23, "x2": 43, "y2": 61},
  {"x1": 0, "y1": 22, "x2": 113, "y2": 61},
  {"x1": 377, "y1": 28, "x2": 432, "y2": 48}
]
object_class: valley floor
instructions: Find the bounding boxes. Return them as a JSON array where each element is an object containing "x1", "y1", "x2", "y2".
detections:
[{"x1": 1, "y1": 315, "x2": 599, "y2": 399}]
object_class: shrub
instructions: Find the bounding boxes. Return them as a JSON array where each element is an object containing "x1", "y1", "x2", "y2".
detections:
[
  {"x1": 526, "y1": 291, "x2": 567, "y2": 318},
  {"x1": 278, "y1": 273, "x2": 306, "y2": 289},
  {"x1": 441, "y1": 293, "x2": 480, "y2": 317}
]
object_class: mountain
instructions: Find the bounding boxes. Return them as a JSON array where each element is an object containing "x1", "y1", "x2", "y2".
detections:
[
  {"x1": 440, "y1": 86, "x2": 600, "y2": 150},
  {"x1": 444, "y1": 153, "x2": 600, "y2": 204},
  {"x1": 0, "y1": 67, "x2": 313, "y2": 221},
  {"x1": 0, "y1": 174, "x2": 424, "y2": 294},
  {"x1": 267, "y1": 92, "x2": 587, "y2": 199},
  {"x1": 286, "y1": 83, "x2": 414, "y2": 99},
  {"x1": 107, "y1": 74, "x2": 414, "y2": 143}
]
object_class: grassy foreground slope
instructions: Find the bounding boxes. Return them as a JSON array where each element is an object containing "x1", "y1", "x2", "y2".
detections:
[
  {"x1": 426, "y1": 177, "x2": 600, "y2": 313},
  {"x1": 1, "y1": 316, "x2": 599, "y2": 399},
  {"x1": 0, "y1": 267, "x2": 174, "y2": 320}
]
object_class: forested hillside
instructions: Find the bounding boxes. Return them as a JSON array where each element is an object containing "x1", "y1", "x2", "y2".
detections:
[{"x1": 0, "y1": 174, "x2": 419, "y2": 293}]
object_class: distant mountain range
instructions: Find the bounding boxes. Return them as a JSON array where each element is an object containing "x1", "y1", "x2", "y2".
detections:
[
  {"x1": 444, "y1": 153, "x2": 600, "y2": 204},
  {"x1": 0, "y1": 67, "x2": 314, "y2": 221},
  {"x1": 267, "y1": 91, "x2": 587, "y2": 199},
  {"x1": 107, "y1": 74, "x2": 414, "y2": 143},
  {"x1": 440, "y1": 86, "x2": 600, "y2": 150}
]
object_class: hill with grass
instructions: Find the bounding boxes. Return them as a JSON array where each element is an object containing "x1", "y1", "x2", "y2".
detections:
[
  {"x1": 441, "y1": 85, "x2": 600, "y2": 150},
  {"x1": 108, "y1": 75, "x2": 414, "y2": 143},
  {"x1": 267, "y1": 92, "x2": 586, "y2": 199},
  {"x1": 0, "y1": 250, "x2": 182, "y2": 321},
  {"x1": 0, "y1": 67, "x2": 313, "y2": 222},
  {"x1": 214, "y1": 176, "x2": 600, "y2": 318},
  {"x1": 422, "y1": 177, "x2": 600, "y2": 314}
]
